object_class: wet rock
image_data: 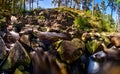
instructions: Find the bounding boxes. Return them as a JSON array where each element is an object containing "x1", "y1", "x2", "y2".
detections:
[
  {"x1": 88, "y1": 57, "x2": 101, "y2": 74},
  {"x1": 111, "y1": 36, "x2": 120, "y2": 47},
  {"x1": 88, "y1": 51, "x2": 106, "y2": 74},
  {"x1": 36, "y1": 31, "x2": 70, "y2": 42},
  {"x1": 101, "y1": 43, "x2": 120, "y2": 61},
  {"x1": 57, "y1": 38, "x2": 83, "y2": 64}
]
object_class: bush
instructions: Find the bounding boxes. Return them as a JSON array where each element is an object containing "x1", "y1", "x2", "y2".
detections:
[
  {"x1": 74, "y1": 16, "x2": 89, "y2": 30},
  {"x1": 99, "y1": 16, "x2": 115, "y2": 32},
  {"x1": 86, "y1": 10, "x2": 92, "y2": 15}
]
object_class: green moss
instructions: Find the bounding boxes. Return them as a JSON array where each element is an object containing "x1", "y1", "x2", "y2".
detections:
[
  {"x1": 1, "y1": 57, "x2": 12, "y2": 70},
  {"x1": 39, "y1": 15, "x2": 45, "y2": 20},
  {"x1": 14, "y1": 68, "x2": 23, "y2": 74},
  {"x1": 57, "y1": 40, "x2": 83, "y2": 63}
]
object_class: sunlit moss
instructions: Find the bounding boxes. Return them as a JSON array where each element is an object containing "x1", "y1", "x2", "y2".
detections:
[
  {"x1": 14, "y1": 68, "x2": 23, "y2": 74},
  {"x1": 86, "y1": 39, "x2": 100, "y2": 54}
]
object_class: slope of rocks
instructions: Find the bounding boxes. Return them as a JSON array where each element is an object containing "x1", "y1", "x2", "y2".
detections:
[{"x1": 0, "y1": 8, "x2": 119, "y2": 74}]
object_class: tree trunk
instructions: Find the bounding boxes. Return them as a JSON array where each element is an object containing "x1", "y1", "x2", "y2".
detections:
[
  {"x1": 24, "y1": 0, "x2": 25, "y2": 11},
  {"x1": 12, "y1": 0, "x2": 15, "y2": 13},
  {"x1": 37, "y1": 0, "x2": 39, "y2": 8},
  {"x1": 65, "y1": 0, "x2": 67, "y2": 7},
  {"x1": 20, "y1": 0, "x2": 22, "y2": 12},
  {"x1": 32, "y1": 0, "x2": 33, "y2": 10},
  {"x1": 70, "y1": 0, "x2": 72, "y2": 8},
  {"x1": 92, "y1": 0, "x2": 94, "y2": 17},
  {"x1": 111, "y1": 3, "x2": 113, "y2": 18},
  {"x1": 58, "y1": 0, "x2": 61, "y2": 7},
  {"x1": 29, "y1": 0, "x2": 31, "y2": 10}
]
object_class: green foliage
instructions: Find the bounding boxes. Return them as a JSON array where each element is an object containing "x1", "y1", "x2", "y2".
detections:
[
  {"x1": 86, "y1": 40, "x2": 100, "y2": 54},
  {"x1": 39, "y1": 15, "x2": 45, "y2": 20},
  {"x1": 34, "y1": 6, "x2": 42, "y2": 10},
  {"x1": 101, "y1": 36, "x2": 111, "y2": 46},
  {"x1": 1, "y1": 56, "x2": 12, "y2": 70},
  {"x1": 100, "y1": 0, "x2": 106, "y2": 14},
  {"x1": 57, "y1": 7, "x2": 115, "y2": 32},
  {"x1": 74, "y1": 16, "x2": 89, "y2": 30},
  {"x1": 86, "y1": 10, "x2": 92, "y2": 15},
  {"x1": 99, "y1": 14, "x2": 115, "y2": 32}
]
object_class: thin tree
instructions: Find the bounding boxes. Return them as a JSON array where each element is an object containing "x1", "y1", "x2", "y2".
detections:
[
  {"x1": 52, "y1": 0, "x2": 62, "y2": 7},
  {"x1": 100, "y1": 0, "x2": 106, "y2": 14},
  {"x1": 108, "y1": 0, "x2": 116, "y2": 18},
  {"x1": 92, "y1": 0, "x2": 94, "y2": 17},
  {"x1": 73, "y1": 0, "x2": 81, "y2": 9},
  {"x1": 23, "y1": 0, "x2": 26, "y2": 12}
]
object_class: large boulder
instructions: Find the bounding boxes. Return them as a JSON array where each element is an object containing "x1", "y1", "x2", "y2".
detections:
[
  {"x1": 1, "y1": 41, "x2": 31, "y2": 70},
  {"x1": 36, "y1": 31, "x2": 70, "y2": 42},
  {"x1": 57, "y1": 38, "x2": 84, "y2": 63}
]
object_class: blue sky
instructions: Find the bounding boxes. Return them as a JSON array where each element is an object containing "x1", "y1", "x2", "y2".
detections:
[
  {"x1": 33, "y1": 0, "x2": 55, "y2": 8},
  {"x1": 32, "y1": 0, "x2": 117, "y2": 20}
]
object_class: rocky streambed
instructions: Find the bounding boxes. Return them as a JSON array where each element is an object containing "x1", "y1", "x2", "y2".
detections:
[{"x1": 0, "y1": 9, "x2": 120, "y2": 74}]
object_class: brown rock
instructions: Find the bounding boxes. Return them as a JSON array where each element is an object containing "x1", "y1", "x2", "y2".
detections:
[
  {"x1": 111, "y1": 36, "x2": 120, "y2": 47},
  {"x1": 57, "y1": 38, "x2": 84, "y2": 63},
  {"x1": 36, "y1": 31, "x2": 70, "y2": 42}
]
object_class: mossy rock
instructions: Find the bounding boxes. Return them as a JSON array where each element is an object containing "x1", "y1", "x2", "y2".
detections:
[
  {"x1": 71, "y1": 38, "x2": 85, "y2": 50},
  {"x1": 0, "y1": 36, "x2": 7, "y2": 60},
  {"x1": 14, "y1": 68, "x2": 23, "y2": 74},
  {"x1": 1, "y1": 41, "x2": 31, "y2": 70},
  {"x1": 57, "y1": 38, "x2": 83, "y2": 63},
  {"x1": 20, "y1": 35, "x2": 30, "y2": 47}
]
